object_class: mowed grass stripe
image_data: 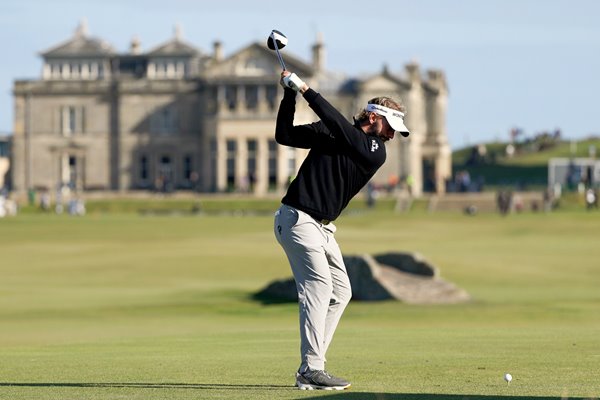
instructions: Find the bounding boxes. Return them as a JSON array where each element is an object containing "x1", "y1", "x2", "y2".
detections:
[{"x1": 1, "y1": 211, "x2": 599, "y2": 399}]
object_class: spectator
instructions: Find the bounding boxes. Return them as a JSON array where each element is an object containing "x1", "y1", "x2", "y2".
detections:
[
  {"x1": 40, "y1": 191, "x2": 51, "y2": 212},
  {"x1": 366, "y1": 182, "x2": 377, "y2": 208},
  {"x1": 497, "y1": 190, "x2": 512, "y2": 216},
  {"x1": 585, "y1": 188, "x2": 598, "y2": 210}
]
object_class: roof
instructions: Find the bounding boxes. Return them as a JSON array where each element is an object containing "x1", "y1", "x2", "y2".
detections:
[
  {"x1": 146, "y1": 38, "x2": 201, "y2": 57},
  {"x1": 204, "y1": 42, "x2": 314, "y2": 77},
  {"x1": 249, "y1": 42, "x2": 314, "y2": 74},
  {"x1": 147, "y1": 25, "x2": 202, "y2": 57},
  {"x1": 41, "y1": 22, "x2": 115, "y2": 58}
]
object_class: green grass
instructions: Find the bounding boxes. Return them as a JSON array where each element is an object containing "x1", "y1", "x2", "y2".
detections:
[
  {"x1": 1, "y1": 210, "x2": 599, "y2": 399},
  {"x1": 453, "y1": 138, "x2": 600, "y2": 166},
  {"x1": 20, "y1": 196, "x2": 399, "y2": 215},
  {"x1": 452, "y1": 138, "x2": 600, "y2": 188}
]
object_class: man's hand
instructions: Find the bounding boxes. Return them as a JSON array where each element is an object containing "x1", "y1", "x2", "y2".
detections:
[{"x1": 280, "y1": 71, "x2": 308, "y2": 93}]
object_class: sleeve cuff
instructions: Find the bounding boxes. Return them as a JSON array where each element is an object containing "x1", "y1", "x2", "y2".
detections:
[{"x1": 302, "y1": 88, "x2": 318, "y2": 103}]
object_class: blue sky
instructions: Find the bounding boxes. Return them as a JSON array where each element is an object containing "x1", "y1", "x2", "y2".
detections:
[{"x1": 1, "y1": 0, "x2": 599, "y2": 149}]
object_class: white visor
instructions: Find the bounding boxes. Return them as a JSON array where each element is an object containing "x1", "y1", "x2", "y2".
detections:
[{"x1": 366, "y1": 103, "x2": 410, "y2": 137}]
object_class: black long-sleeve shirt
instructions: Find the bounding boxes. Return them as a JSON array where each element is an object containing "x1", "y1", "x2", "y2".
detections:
[{"x1": 276, "y1": 88, "x2": 386, "y2": 222}]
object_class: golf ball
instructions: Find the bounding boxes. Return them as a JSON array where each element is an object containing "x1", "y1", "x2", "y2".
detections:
[{"x1": 504, "y1": 373, "x2": 512, "y2": 383}]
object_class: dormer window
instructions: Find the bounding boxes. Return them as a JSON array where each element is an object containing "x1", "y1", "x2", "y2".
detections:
[
  {"x1": 43, "y1": 60, "x2": 103, "y2": 80},
  {"x1": 148, "y1": 59, "x2": 188, "y2": 79}
]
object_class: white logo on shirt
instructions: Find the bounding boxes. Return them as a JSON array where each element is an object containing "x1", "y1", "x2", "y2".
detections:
[{"x1": 371, "y1": 140, "x2": 379, "y2": 152}]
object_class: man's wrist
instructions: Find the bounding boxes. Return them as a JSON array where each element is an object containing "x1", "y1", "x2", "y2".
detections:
[{"x1": 282, "y1": 73, "x2": 306, "y2": 92}]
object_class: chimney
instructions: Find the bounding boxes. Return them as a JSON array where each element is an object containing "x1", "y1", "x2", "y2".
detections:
[
  {"x1": 382, "y1": 63, "x2": 390, "y2": 76},
  {"x1": 405, "y1": 60, "x2": 421, "y2": 83},
  {"x1": 174, "y1": 23, "x2": 183, "y2": 41},
  {"x1": 312, "y1": 32, "x2": 325, "y2": 71},
  {"x1": 130, "y1": 36, "x2": 141, "y2": 55},
  {"x1": 427, "y1": 69, "x2": 447, "y2": 92},
  {"x1": 75, "y1": 17, "x2": 89, "y2": 38},
  {"x1": 213, "y1": 40, "x2": 223, "y2": 62}
]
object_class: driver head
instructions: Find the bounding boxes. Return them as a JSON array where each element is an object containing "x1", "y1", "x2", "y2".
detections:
[{"x1": 267, "y1": 30, "x2": 287, "y2": 50}]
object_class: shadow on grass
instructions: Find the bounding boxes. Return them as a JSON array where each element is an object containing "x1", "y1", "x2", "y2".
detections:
[
  {"x1": 2, "y1": 384, "x2": 594, "y2": 399},
  {"x1": 251, "y1": 280, "x2": 297, "y2": 305},
  {"x1": 298, "y1": 395, "x2": 594, "y2": 400},
  {"x1": 0, "y1": 382, "x2": 292, "y2": 390}
]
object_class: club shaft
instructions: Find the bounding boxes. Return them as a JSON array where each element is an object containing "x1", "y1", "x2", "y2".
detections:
[{"x1": 272, "y1": 39, "x2": 286, "y2": 71}]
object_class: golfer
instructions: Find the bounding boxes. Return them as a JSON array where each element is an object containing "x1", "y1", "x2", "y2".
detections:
[{"x1": 273, "y1": 70, "x2": 409, "y2": 390}]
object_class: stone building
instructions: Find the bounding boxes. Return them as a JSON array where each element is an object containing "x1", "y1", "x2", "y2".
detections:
[{"x1": 12, "y1": 22, "x2": 451, "y2": 197}]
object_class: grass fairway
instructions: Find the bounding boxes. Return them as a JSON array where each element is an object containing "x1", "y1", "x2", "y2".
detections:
[{"x1": 1, "y1": 209, "x2": 599, "y2": 400}]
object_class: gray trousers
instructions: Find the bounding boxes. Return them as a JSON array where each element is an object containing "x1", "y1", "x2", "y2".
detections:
[{"x1": 274, "y1": 204, "x2": 352, "y2": 372}]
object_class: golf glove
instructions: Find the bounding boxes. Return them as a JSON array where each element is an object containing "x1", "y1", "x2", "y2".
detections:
[{"x1": 282, "y1": 73, "x2": 306, "y2": 92}]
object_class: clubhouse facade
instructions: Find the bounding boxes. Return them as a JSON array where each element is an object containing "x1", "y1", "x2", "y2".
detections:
[{"x1": 12, "y1": 22, "x2": 451, "y2": 198}]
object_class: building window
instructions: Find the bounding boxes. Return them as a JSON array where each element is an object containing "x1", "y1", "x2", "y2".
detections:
[
  {"x1": 210, "y1": 139, "x2": 217, "y2": 191},
  {"x1": 226, "y1": 140, "x2": 236, "y2": 189},
  {"x1": 151, "y1": 60, "x2": 184, "y2": 79},
  {"x1": 247, "y1": 139, "x2": 257, "y2": 162},
  {"x1": 68, "y1": 106, "x2": 76, "y2": 133},
  {"x1": 266, "y1": 85, "x2": 277, "y2": 110},
  {"x1": 156, "y1": 155, "x2": 174, "y2": 192},
  {"x1": 287, "y1": 147, "x2": 296, "y2": 178},
  {"x1": 61, "y1": 105, "x2": 85, "y2": 136},
  {"x1": 245, "y1": 85, "x2": 258, "y2": 110},
  {"x1": 225, "y1": 86, "x2": 237, "y2": 111},
  {"x1": 268, "y1": 140, "x2": 277, "y2": 188},
  {"x1": 247, "y1": 140, "x2": 257, "y2": 189},
  {"x1": 151, "y1": 106, "x2": 177, "y2": 134},
  {"x1": 140, "y1": 155, "x2": 149, "y2": 181},
  {"x1": 183, "y1": 155, "x2": 193, "y2": 181},
  {"x1": 69, "y1": 156, "x2": 78, "y2": 188},
  {"x1": 161, "y1": 109, "x2": 172, "y2": 132}
]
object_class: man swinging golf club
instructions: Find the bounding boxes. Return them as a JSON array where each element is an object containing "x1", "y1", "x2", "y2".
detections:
[{"x1": 273, "y1": 51, "x2": 410, "y2": 390}]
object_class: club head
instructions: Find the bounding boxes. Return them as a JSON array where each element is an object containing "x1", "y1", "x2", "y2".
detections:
[{"x1": 267, "y1": 29, "x2": 287, "y2": 50}]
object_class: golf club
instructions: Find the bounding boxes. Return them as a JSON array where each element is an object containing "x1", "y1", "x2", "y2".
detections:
[{"x1": 267, "y1": 29, "x2": 288, "y2": 71}]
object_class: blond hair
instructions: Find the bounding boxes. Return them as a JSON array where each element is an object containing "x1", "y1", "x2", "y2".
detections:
[{"x1": 355, "y1": 97, "x2": 405, "y2": 122}]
